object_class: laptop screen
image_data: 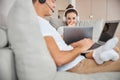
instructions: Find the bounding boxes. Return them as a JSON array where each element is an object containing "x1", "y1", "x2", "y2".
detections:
[
  {"x1": 63, "y1": 27, "x2": 93, "y2": 45},
  {"x1": 99, "y1": 22, "x2": 119, "y2": 42}
]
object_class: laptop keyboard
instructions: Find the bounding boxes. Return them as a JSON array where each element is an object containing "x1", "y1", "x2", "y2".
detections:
[{"x1": 88, "y1": 43, "x2": 101, "y2": 50}]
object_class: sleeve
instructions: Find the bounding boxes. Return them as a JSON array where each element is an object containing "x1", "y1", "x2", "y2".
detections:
[
  {"x1": 38, "y1": 18, "x2": 55, "y2": 37},
  {"x1": 57, "y1": 27, "x2": 64, "y2": 35},
  {"x1": 40, "y1": 26, "x2": 52, "y2": 37}
]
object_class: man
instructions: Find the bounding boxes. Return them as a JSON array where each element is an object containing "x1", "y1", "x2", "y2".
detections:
[{"x1": 32, "y1": 0, "x2": 120, "y2": 74}]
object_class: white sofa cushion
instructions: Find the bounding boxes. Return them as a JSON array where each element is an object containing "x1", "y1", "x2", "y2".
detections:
[
  {"x1": 0, "y1": 0, "x2": 16, "y2": 48},
  {"x1": 0, "y1": 28, "x2": 7, "y2": 48},
  {"x1": 55, "y1": 72, "x2": 120, "y2": 80},
  {"x1": 0, "y1": 0, "x2": 15, "y2": 29},
  {"x1": 7, "y1": 0, "x2": 56, "y2": 80},
  {"x1": 0, "y1": 48, "x2": 16, "y2": 80}
]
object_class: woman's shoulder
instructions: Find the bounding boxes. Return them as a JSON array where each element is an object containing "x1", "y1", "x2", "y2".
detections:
[
  {"x1": 57, "y1": 26, "x2": 67, "y2": 35},
  {"x1": 58, "y1": 26, "x2": 67, "y2": 30}
]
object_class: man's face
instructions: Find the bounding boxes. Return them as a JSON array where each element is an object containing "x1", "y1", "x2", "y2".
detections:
[
  {"x1": 45, "y1": 0, "x2": 56, "y2": 16},
  {"x1": 33, "y1": 0, "x2": 56, "y2": 17}
]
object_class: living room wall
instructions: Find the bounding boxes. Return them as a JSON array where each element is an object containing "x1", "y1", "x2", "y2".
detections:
[
  {"x1": 76, "y1": 0, "x2": 120, "y2": 21},
  {"x1": 52, "y1": 0, "x2": 120, "y2": 21},
  {"x1": 51, "y1": 0, "x2": 67, "y2": 18}
]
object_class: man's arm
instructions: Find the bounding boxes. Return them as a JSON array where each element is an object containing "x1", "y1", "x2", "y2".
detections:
[{"x1": 44, "y1": 36, "x2": 94, "y2": 67}]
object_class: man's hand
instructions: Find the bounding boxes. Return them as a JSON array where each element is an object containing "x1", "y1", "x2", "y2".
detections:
[{"x1": 71, "y1": 38, "x2": 94, "y2": 51}]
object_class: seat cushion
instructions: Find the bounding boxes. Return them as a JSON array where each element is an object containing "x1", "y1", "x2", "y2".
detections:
[
  {"x1": 0, "y1": 48, "x2": 16, "y2": 80},
  {"x1": 55, "y1": 72, "x2": 120, "y2": 80}
]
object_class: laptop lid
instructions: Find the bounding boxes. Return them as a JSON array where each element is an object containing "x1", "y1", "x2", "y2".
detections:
[
  {"x1": 98, "y1": 21, "x2": 119, "y2": 42},
  {"x1": 63, "y1": 27, "x2": 93, "y2": 45}
]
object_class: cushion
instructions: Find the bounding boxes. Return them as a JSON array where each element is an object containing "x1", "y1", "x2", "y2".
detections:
[
  {"x1": 7, "y1": 0, "x2": 56, "y2": 80},
  {"x1": 0, "y1": 48, "x2": 16, "y2": 80},
  {"x1": 0, "y1": 28, "x2": 7, "y2": 48},
  {"x1": 0, "y1": 0, "x2": 16, "y2": 29},
  {"x1": 55, "y1": 72, "x2": 120, "y2": 80}
]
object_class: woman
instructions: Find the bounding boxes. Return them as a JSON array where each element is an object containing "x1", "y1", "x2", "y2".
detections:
[{"x1": 57, "y1": 7, "x2": 79, "y2": 36}]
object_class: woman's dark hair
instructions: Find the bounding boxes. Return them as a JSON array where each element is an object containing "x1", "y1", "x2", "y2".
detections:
[
  {"x1": 66, "y1": 4, "x2": 74, "y2": 9},
  {"x1": 65, "y1": 4, "x2": 78, "y2": 17},
  {"x1": 65, "y1": 9, "x2": 78, "y2": 17}
]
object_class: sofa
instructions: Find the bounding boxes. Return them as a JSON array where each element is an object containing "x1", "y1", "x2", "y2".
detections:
[{"x1": 0, "y1": 0, "x2": 120, "y2": 80}]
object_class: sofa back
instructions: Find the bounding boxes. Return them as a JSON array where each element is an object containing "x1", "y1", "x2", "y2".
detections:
[
  {"x1": 48, "y1": 17, "x2": 120, "y2": 50},
  {"x1": 48, "y1": 17, "x2": 104, "y2": 42},
  {"x1": 7, "y1": 0, "x2": 57, "y2": 80}
]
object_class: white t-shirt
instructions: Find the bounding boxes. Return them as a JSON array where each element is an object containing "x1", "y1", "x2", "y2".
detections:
[
  {"x1": 37, "y1": 16, "x2": 85, "y2": 71},
  {"x1": 57, "y1": 26, "x2": 64, "y2": 35}
]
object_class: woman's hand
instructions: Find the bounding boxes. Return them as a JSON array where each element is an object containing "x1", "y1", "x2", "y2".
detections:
[{"x1": 68, "y1": 21, "x2": 76, "y2": 27}]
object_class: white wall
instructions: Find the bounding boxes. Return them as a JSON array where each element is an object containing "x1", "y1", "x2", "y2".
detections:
[
  {"x1": 53, "y1": 0, "x2": 120, "y2": 21},
  {"x1": 66, "y1": 0, "x2": 76, "y2": 8},
  {"x1": 51, "y1": 0, "x2": 67, "y2": 18},
  {"x1": 107, "y1": 0, "x2": 120, "y2": 21}
]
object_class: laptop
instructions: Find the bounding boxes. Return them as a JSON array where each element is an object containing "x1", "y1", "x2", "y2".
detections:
[
  {"x1": 89, "y1": 21, "x2": 119, "y2": 50},
  {"x1": 63, "y1": 27, "x2": 93, "y2": 45}
]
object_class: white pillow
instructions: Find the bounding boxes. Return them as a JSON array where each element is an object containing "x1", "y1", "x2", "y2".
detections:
[{"x1": 0, "y1": 48, "x2": 16, "y2": 80}]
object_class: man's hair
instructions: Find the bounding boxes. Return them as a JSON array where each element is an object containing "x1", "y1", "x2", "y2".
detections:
[{"x1": 32, "y1": 0, "x2": 37, "y2": 4}]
